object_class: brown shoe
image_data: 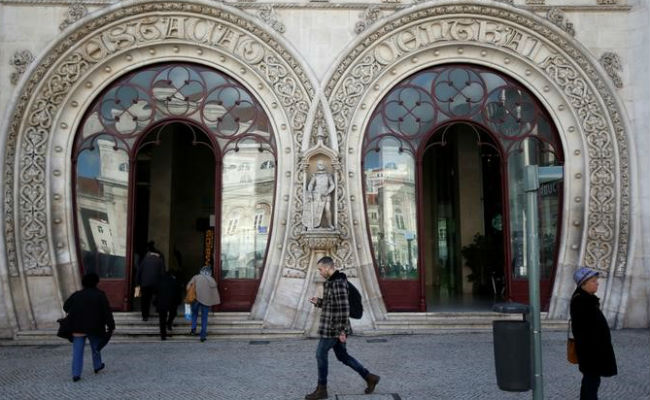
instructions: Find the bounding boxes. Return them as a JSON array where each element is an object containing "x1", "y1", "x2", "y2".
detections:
[
  {"x1": 305, "y1": 384, "x2": 328, "y2": 399},
  {"x1": 365, "y1": 373, "x2": 380, "y2": 394}
]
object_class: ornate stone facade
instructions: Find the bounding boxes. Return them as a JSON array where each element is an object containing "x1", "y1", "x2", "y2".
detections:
[
  {"x1": 0, "y1": 0, "x2": 647, "y2": 337},
  {"x1": 8, "y1": 50, "x2": 34, "y2": 86},
  {"x1": 600, "y1": 52, "x2": 623, "y2": 89},
  {"x1": 59, "y1": 1, "x2": 88, "y2": 31}
]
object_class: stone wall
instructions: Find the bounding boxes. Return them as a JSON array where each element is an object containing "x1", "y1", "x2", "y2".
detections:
[{"x1": 0, "y1": 0, "x2": 648, "y2": 338}]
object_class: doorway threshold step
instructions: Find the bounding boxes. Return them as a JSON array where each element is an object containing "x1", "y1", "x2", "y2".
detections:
[
  {"x1": 384, "y1": 312, "x2": 549, "y2": 319},
  {"x1": 371, "y1": 312, "x2": 567, "y2": 334},
  {"x1": 10, "y1": 327, "x2": 305, "y2": 345},
  {"x1": 114, "y1": 319, "x2": 265, "y2": 328},
  {"x1": 114, "y1": 311, "x2": 252, "y2": 322}
]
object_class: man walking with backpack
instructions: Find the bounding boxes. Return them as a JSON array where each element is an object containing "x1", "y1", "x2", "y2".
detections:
[{"x1": 305, "y1": 256, "x2": 380, "y2": 399}]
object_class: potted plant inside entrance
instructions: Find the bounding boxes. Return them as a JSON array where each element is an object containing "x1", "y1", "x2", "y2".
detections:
[{"x1": 461, "y1": 233, "x2": 502, "y2": 295}]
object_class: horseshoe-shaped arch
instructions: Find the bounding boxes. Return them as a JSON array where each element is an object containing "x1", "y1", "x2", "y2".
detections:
[
  {"x1": 323, "y1": 1, "x2": 633, "y2": 325},
  {"x1": 1, "y1": 0, "x2": 318, "y2": 329}
]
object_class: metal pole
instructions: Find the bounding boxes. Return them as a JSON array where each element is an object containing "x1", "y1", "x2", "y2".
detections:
[{"x1": 524, "y1": 165, "x2": 543, "y2": 400}]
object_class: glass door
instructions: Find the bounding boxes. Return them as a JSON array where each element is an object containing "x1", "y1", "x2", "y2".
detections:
[
  {"x1": 74, "y1": 136, "x2": 130, "y2": 310},
  {"x1": 364, "y1": 137, "x2": 420, "y2": 310},
  {"x1": 218, "y1": 142, "x2": 275, "y2": 311}
]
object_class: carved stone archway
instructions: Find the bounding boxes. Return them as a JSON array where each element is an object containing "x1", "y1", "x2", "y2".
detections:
[
  {"x1": 324, "y1": 1, "x2": 632, "y2": 325},
  {"x1": 1, "y1": 0, "x2": 317, "y2": 330}
]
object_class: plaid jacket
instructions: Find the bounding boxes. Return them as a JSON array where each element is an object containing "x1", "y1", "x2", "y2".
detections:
[{"x1": 314, "y1": 270, "x2": 352, "y2": 338}]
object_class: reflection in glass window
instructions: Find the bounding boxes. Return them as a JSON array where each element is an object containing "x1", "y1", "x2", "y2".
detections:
[
  {"x1": 363, "y1": 64, "x2": 564, "y2": 293},
  {"x1": 74, "y1": 63, "x2": 277, "y2": 290},
  {"x1": 227, "y1": 212, "x2": 240, "y2": 235},
  {"x1": 364, "y1": 138, "x2": 418, "y2": 279},
  {"x1": 260, "y1": 160, "x2": 275, "y2": 170},
  {"x1": 220, "y1": 143, "x2": 275, "y2": 279},
  {"x1": 75, "y1": 136, "x2": 128, "y2": 278},
  {"x1": 508, "y1": 138, "x2": 561, "y2": 280}
]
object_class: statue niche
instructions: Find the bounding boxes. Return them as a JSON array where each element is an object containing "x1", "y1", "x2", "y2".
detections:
[{"x1": 302, "y1": 158, "x2": 336, "y2": 230}]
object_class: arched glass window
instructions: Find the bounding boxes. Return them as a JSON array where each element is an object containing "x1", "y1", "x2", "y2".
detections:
[
  {"x1": 73, "y1": 63, "x2": 276, "y2": 310},
  {"x1": 363, "y1": 64, "x2": 563, "y2": 310}
]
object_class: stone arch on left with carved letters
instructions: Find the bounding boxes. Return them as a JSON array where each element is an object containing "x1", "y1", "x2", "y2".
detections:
[{"x1": 1, "y1": 0, "x2": 316, "y2": 330}]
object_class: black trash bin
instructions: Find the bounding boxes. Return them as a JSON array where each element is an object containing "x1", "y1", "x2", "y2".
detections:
[{"x1": 492, "y1": 302, "x2": 531, "y2": 392}]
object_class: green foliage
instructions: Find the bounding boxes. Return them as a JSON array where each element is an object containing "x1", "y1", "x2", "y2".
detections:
[{"x1": 460, "y1": 233, "x2": 500, "y2": 294}]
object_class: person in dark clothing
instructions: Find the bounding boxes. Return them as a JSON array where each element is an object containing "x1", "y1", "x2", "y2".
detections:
[
  {"x1": 305, "y1": 256, "x2": 380, "y2": 400},
  {"x1": 63, "y1": 273, "x2": 115, "y2": 382},
  {"x1": 156, "y1": 270, "x2": 183, "y2": 340},
  {"x1": 570, "y1": 267, "x2": 617, "y2": 400},
  {"x1": 136, "y1": 241, "x2": 165, "y2": 321}
]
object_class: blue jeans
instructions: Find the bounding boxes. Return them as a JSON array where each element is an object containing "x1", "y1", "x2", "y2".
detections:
[
  {"x1": 71, "y1": 335, "x2": 103, "y2": 378},
  {"x1": 316, "y1": 337, "x2": 369, "y2": 385},
  {"x1": 191, "y1": 302, "x2": 210, "y2": 339}
]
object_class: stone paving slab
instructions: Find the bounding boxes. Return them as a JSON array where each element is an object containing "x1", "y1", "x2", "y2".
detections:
[{"x1": 0, "y1": 330, "x2": 648, "y2": 399}]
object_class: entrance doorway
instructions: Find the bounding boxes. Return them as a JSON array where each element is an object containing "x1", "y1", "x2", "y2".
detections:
[
  {"x1": 73, "y1": 63, "x2": 276, "y2": 311},
  {"x1": 421, "y1": 124, "x2": 505, "y2": 311},
  {"x1": 362, "y1": 64, "x2": 564, "y2": 312},
  {"x1": 133, "y1": 122, "x2": 215, "y2": 310}
]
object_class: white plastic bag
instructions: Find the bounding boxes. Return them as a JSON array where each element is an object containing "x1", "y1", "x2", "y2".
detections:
[{"x1": 184, "y1": 303, "x2": 192, "y2": 321}]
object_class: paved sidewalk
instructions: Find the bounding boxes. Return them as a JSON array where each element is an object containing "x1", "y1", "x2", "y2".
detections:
[{"x1": 0, "y1": 330, "x2": 648, "y2": 399}]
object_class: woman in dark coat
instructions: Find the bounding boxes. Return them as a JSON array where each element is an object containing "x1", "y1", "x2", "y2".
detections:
[
  {"x1": 570, "y1": 267, "x2": 617, "y2": 400},
  {"x1": 63, "y1": 273, "x2": 115, "y2": 382}
]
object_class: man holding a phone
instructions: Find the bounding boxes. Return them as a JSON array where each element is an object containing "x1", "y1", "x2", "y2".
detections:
[{"x1": 305, "y1": 256, "x2": 380, "y2": 400}]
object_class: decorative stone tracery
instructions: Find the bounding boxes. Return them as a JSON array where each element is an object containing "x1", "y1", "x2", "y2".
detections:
[
  {"x1": 59, "y1": 1, "x2": 88, "y2": 31},
  {"x1": 257, "y1": 5, "x2": 286, "y2": 34},
  {"x1": 355, "y1": 6, "x2": 383, "y2": 34},
  {"x1": 546, "y1": 7, "x2": 575, "y2": 37},
  {"x1": 9, "y1": 50, "x2": 35, "y2": 86},
  {"x1": 3, "y1": 1, "x2": 315, "y2": 282},
  {"x1": 600, "y1": 51, "x2": 623, "y2": 89},
  {"x1": 0, "y1": 0, "x2": 634, "y2": 330},
  {"x1": 324, "y1": 2, "x2": 630, "y2": 318}
]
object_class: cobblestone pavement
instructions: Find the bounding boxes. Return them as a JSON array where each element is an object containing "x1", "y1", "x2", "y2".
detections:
[{"x1": 0, "y1": 330, "x2": 648, "y2": 399}]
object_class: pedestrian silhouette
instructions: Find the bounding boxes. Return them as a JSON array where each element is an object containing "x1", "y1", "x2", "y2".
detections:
[
  {"x1": 305, "y1": 256, "x2": 380, "y2": 399},
  {"x1": 63, "y1": 273, "x2": 115, "y2": 382}
]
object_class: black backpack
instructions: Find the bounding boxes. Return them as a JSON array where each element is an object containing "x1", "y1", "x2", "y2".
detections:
[{"x1": 347, "y1": 281, "x2": 363, "y2": 319}]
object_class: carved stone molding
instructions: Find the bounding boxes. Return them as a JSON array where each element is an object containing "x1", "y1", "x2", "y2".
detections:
[
  {"x1": 4, "y1": 1, "x2": 315, "y2": 279},
  {"x1": 9, "y1": 50, "x2": 34, "y2": 85},
  {"x1": 59, "y1": 1, "x2": 88, "y2": 31},
  {"x1": 600, "y1": 52, "x2": 623, "y2": 89},
  {"x1": 325, "y1": 2, "x2": 630, "y2": 280},
  {"x1": 547, "y1": 7, "x2": 575, "y2": 37},
  {"x1": 355, "y1": 6, "x2": 383, "y2": 34},
  {"x1": 304, "y1": 231, "x2": 339, "y2": 250},
  {"x1": 309, "y1": 109, "x2": 328, "y2": 148},
  {"x1": 257, "y1": 5, "x2": 285, "y2": 34},
  {"x1": 0, "y1": 0, "x2": 633, "y2": 11}
]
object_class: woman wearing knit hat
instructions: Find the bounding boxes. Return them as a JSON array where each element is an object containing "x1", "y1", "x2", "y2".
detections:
[
  {"x1": 186, "y1": 265, "x2": 221, "y2": 342},
  {"x1": 569, "y1": 267, "x2": 617, "y2": 399}
]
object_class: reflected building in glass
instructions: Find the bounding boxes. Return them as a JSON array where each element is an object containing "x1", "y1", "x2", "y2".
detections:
[{"x1": 76, "y1": 138, "x2": 129, "y2": 279}]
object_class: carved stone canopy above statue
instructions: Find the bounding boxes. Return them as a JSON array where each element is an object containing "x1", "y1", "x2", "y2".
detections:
[{"x1": 301, "y1": 137, "x2": 340, "y2": 233}]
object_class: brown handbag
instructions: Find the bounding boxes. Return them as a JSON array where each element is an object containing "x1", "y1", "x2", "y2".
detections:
[
  {"x1": 184, "y1": 281, "x2": 197, "y2": 304},
  {"x1": 567, "y1": 320, "x2": 578, "y2": 364}
]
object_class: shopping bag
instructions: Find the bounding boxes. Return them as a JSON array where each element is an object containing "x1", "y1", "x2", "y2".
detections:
[
  {"x1": 56, "y1": 315, "x2": 73, "y2": 342},
  {"x1": 184, "y1": 303, "x2": 192, "y2": 321},
  {"x1": 184, "y1": 282, "x2": 196, "y2": 304},
  {"x1": 567, "y1": 320, "x2": 578, "y2": 364},
  {"x1": 567, "y1": 338, "x2": 578, "y2": 364}
]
